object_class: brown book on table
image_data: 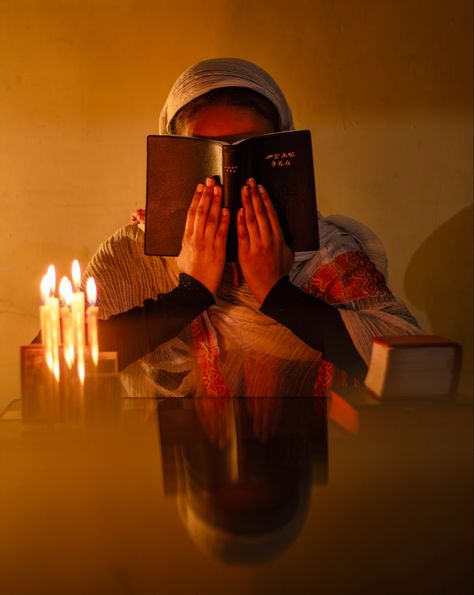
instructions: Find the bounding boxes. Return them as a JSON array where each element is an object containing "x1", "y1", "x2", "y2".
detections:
[
  {"x1": 364, "y1": 335, "x2": 462, "y2": 399},
  {"x1": 144, "y1": 130, "x2": 319, "y2": 262}
]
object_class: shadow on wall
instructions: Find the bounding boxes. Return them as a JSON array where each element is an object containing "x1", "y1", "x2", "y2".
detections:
[{"x1": 404, "y1": 204, "x2": 473, "y2": 388}]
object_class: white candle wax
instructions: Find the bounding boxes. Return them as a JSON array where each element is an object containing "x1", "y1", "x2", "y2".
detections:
[
  {"x1": 40, "y1": 274, "x2": 53, "y2": 374},
  {"x1": 86, "y1": 277, "x2": 99, "y2": 366},
  {"x1": 72, "y1": 291, "x2": 85, "y2": 383},
  {"x1": 87, "y1": 306, "x2": 99, "y2": 365},
  {"x1": 71, "y1": 260, "x2": 85, "y2": 383},
  {"x1": 46, "y1": 265, "x2": 60, "y2": 382},
  {"x1": 48, "y1": 295, "x2": 61, "y2": 382},
  {"x1": 59, "y1": 276, "x2": 74, "y2": 370},
  {"x1": 47, "y1": 265, "x2": 61, "y2": 347}
]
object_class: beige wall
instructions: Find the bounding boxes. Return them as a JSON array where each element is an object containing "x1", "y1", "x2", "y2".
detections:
[{"x1": 1, "y1": 0, "x2": 472, "y2": 408}]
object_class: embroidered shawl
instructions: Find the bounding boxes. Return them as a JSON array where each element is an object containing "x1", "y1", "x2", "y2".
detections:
[{"x1": 82, "y1": 216, "x2": 421, "y2": 397}]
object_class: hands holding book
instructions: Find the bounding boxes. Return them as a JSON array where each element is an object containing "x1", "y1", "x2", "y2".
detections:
[
  {"x1": 176, "y1": 177, "x2": 230, "y2": 295},
  {"x1": 177, "y1": 176, "x2": 293, "y2": 301},
  {"x1": 237, "y1": 178, "x2": 294, "y2": 304}
]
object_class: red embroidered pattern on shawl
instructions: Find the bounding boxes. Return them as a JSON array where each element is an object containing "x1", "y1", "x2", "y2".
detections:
[
  {"x1": 130, "y1": 209, "x2": 146, "y2": 224},
  {"x1": 191, "y1": 315, "x2": 233, "y2": 397},
  {"x1": 303, "y1": 250, "x2": 386, "y2": 394},
  {"x1": 301, "y1": 250, "x2": 388, "y2": 305}
]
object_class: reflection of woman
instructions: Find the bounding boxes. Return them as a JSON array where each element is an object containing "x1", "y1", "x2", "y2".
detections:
[
  {"x1": 84, "y1": 58, "x2": 420, "y2": 397},
  {"x1": 158, "y1": 397, "x2": 327, "y2": 564}
]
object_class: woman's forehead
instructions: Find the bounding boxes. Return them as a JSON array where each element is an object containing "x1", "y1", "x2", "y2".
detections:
[{"x1": 181, "y1": 104, "x2": 275, "y2": 141}]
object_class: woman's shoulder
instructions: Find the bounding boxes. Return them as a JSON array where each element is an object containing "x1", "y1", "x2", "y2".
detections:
[
  {"x1": 92, "y1": 223, "x2": 145, "y2": 258},
  {"x1": 83, "y1": 223, "x2": 179, "y2": 318},
  {"x1": 318, "y1": 213, "x2": 388, "y2": 279}
]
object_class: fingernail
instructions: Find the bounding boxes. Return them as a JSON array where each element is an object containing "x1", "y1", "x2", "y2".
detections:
[
  {"x1": 243, "y1": 185, "x2": 249, "y2": 197},
  {"x1": 197, "y1": 183, "x2": 204, "y2": 192},
  {"x1": 213, "y1": 185, "x2": 220, "y2": 195},
  {"x1": 205, "y1": 177, "x2": 214, "y2": 187},
  {"x1": 247, "y1": 178, "x2": 256, "y2": 187},
  {"x1": 258, "y1": 184, "x2": 266, "y2": 194}
]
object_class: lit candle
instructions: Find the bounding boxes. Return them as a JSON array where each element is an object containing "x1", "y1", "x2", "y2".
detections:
[
  {"x1": 40, "y1": 274, "x2": 53, "y2": 373},
  {"x1": 86, "y1": 277, "x2": 99, "y2": 366},
  {"x1": 47, "y1": 265, "x2": 60, "y2": 382},
  {"x1": 59, "y1": 276, "x2": 75, "y2": 369},
  {"x1": 71, "y1": 259, "x2": 85, "y2": 384}
]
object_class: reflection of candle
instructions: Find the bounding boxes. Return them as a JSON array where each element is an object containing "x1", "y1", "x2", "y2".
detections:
[
  {"x1": 86, "y1": 277, "x2": 99, "y2": 366},
  {"x1": 71, "y1": 260, "x2": 85, "y2": 384},
  {"x1": 47, "y1": 265, "x2": 60, "y2": 382},
  {"x1": 59, "y1": 276, "x2": 75, "y2": 369},
  {"x1": 40, "y1": 274, "x2": 53, "y2": 373}
]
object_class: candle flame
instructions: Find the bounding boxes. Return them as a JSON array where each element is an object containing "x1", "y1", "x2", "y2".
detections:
[
  {"x1": 71, "y1": 259, "x2": 81, "y2": 291},
  {"x1": 40, "y1": 274, "x2": 50, "y2": 304},
  {"x1": 86, "y1": 277, "x2": 97, "y2": 306},
  {"x1": 47, "y1": 264, "x2": 56, "y2": 295},
  {"x1": 59, "y1": 276, "x2": 73, "y2": 307}
]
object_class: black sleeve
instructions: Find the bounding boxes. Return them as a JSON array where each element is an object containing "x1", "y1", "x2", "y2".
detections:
[
  {"x1": 259, "y1": 276, "x2": 368, "y2": 381},
  {"x1": 98, "y1": 273, "x2": 215, "y2": 370}
]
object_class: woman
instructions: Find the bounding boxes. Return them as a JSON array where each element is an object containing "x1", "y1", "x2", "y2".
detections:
[{"x1": 85, "y1": 57, "x2": 420, "y2": 397}]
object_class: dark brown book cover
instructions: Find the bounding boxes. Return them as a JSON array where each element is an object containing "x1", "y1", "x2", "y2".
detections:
[{"x1": 144, "y1": 130, "x2": 319, "y2": 262}]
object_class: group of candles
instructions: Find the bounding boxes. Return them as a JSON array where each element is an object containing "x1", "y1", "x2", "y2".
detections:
[{"x1": 40, "y1": 260, "x2": 99, "y2": 383}]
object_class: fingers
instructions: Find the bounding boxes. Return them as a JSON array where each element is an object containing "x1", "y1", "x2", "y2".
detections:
[
  {"x1": 241, "y1": 182, "x2": 260, "y2": 240},
  {"x1": 193, "y1": 177, "x2": 215, "y2": 239},
  {"x1": 183, "y1": 182, "x2": 204, "y2": 238},
  {"x1": 238, "y1": 178, "x2": 271, "y2": 256},
  {"x1": 185, "y1": 178, "x2": 228, "y2": 246},
  {"x1": 257, "y1": 184, "x2": 283, "y2": 238},
  {"x1": 240, "y1": 179, "x2": 282, "y2": 245},
  {"x1": 248, "y1": 178, "x2": 273, "y2": 241},
  {"x1": 214, "y1": 207, "x2": 230, "y2": 251},
  {"x1": 204, "y1": 184, "x2": 223, "y2": 243},
  {"x1": 237, "y1": 207, "x2": 250, "y2": 254}
]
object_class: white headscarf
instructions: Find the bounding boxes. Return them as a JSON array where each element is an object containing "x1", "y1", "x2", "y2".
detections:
[{"x1": 158, "y1": 57, "x2": 294, "y2": 134}]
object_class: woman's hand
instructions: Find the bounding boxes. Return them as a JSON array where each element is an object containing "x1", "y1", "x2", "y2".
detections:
[
  {"x1": 177, "y1": 178, "x2": 229, "y2": 295},
  {"x1": 237, "y1": 178, "x2": 294, "y2": 304}
]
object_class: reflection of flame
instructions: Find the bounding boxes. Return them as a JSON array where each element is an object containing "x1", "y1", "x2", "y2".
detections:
[
  {"x1": 45, "y1": 353, "x2": 53, "y2": 373},
  {"x1": 71, "y1": 260, "x2": 81, "y2": 291},
  {"x1": 53, "y1": 360, "x2": 60, "y2": 382},
  {"x1": 91, "y1": 339, "x2": 99, "y2": 366},
  {"x1": 64, "y1": 345, "x2": 75, "y2": 370},
  {"x1": 86, "y1": 277, "x2": 97, "y2": 306},
  {"x1": 78, "y1": 360, "x2": 85, "y2": 385}
]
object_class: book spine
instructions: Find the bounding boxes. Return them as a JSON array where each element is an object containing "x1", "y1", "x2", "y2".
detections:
[{"x1": 222, "y1": 145, "x2": 243, "y2": 262}]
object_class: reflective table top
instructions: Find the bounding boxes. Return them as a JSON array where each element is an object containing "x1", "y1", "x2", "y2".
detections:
[{"x1": 0, "y1": 393, "x2": 472, "y2": 595}]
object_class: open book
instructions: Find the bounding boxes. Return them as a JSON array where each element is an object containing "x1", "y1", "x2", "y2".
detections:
[{"x1": 144, "y1": 130, "x2": 319, "y2": 261}]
